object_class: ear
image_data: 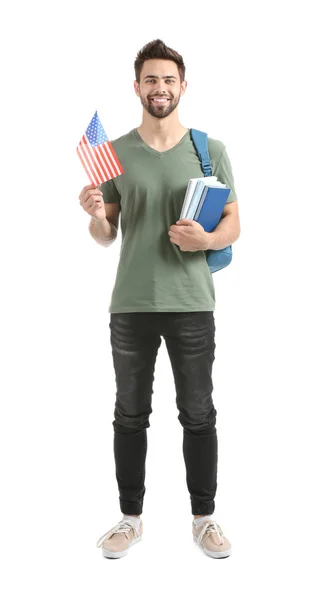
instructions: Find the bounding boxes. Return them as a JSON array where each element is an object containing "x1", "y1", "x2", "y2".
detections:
[
  {"x1": 180, "y1": 80, "x2": 188, "y2": 96},
  {"x1": 134, "y1": 80, "x2": 140, "y2": 97}
]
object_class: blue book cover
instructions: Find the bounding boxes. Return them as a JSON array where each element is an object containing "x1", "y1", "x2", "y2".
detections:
[{"x1": 194, "y1": 186, "x2": 231, "y2": 232}]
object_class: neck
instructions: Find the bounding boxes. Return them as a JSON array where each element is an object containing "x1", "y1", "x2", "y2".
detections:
[{"x1": 137, "y1": 110, "x2": 188, "y2": 145}]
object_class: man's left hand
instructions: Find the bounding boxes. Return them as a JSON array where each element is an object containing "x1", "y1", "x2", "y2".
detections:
[{"x1": 168, "y1": 219, "x2": 209, "y2": 252}]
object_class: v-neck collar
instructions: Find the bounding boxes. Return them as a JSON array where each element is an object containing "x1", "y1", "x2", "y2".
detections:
[{"x1": 133, "y1": 127, "x2": 190, "y2": 157}]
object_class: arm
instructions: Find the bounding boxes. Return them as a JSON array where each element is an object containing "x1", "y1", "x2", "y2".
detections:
[
  {"x1": 205, "y1": 200, "x2": 240, "y2": 251},
  {"x1": 88, "y1": 217, "x2": 118, "y2": 247},
  {"x1": 88, "y1": 202, "x2": 120, "y2": 247}
]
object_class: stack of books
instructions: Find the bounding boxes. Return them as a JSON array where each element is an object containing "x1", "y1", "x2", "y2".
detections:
[{"x1": 180, "y1": 176, "x2": 231, "y2": 232}]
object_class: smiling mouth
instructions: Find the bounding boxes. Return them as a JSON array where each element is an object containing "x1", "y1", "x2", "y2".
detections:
[{"x1": 150, "y1": 97, "x2": 170, "y2": 104}]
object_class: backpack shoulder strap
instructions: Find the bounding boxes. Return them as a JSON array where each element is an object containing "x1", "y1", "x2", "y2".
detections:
[{"x1": 190, "y1": 128, "x2": 212, "y2": 177}]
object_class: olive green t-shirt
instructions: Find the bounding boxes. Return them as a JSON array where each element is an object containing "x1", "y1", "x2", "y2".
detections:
[{"x1": 100, "y1": 128, "x2": 237, "y2": 314}]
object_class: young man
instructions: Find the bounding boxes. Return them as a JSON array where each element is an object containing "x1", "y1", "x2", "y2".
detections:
[{"x1": 79, "y1": 39, "x2": 240, "y2": 559}]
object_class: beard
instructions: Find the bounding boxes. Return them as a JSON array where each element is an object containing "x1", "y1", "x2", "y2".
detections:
[{"x1": 140, "y1": 92, "x2": 181, "y2": 119}]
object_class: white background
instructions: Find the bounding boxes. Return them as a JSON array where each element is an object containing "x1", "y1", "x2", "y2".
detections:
[{"x1": 1, "y1": 0, "x2": 333, "y2": 598}]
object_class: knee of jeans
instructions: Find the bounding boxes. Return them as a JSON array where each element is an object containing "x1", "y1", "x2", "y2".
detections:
[
  {"x1": 177, "y1": 405, "x2": 217, "y2": 433},
  {"x1": 113, "y1": 408, "x2": 151, "y2": 432}
]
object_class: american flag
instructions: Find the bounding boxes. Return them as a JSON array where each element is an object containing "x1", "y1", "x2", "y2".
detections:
[{"x1": 76, "y1": 111, "x2": 124, "y2": 185}]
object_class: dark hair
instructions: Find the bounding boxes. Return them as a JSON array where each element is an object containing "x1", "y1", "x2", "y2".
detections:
[{"x1": 134, "y1": 39, "x2": 186, "y2": 83}]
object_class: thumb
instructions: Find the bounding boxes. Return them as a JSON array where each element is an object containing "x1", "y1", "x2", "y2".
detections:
[{"x1": 176, "y1": 219, "x2": 193, "y2": 225}]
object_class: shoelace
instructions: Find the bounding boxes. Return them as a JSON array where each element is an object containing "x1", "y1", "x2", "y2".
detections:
[
  {"x1": 196, "y1": 519, "x2": 225, "y2": 546},
  {"x1": 96, "y1": 519, "x2": 140, "y2": 548}
]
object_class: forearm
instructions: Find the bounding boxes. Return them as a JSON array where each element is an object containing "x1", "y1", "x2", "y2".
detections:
[
  {"x1": 206, "y1": 214, "x2": 240, "y2": 251},
  {"x1": 88, "y1": 217, "x2": 118, "y2": 247}
]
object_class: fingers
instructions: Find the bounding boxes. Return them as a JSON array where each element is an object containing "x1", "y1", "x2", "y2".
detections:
[
  {"x1": 81, "y1": 184, "x2": 101, "y2": 193},
  {"x1": 79, "y1": 186, "x2": 103, "y2": 203},
  {"x1": 86, "y1": 199, "x2": 103, "y2": 212},
  {"x1": 79, "y1": 184, "x2": 99, "y2": 199},
  {"x1": 79, "y1": 184, "x2": 103, "y2": 207}
]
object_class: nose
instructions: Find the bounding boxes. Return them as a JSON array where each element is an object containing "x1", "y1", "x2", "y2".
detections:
[{"x1": 154, "y1": 81, "x2": 168, "y2": 95}]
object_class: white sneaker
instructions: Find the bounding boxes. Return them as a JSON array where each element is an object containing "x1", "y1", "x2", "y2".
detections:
[
  {"x1": 96, "y1": 518, "x2": 143, "y2": 559},
  {"x1": 193, "y1": 518, "x2": 232, "y2": 558}
]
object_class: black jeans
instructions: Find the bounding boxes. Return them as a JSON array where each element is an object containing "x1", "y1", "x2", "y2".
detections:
[{"x1": 109, "y1": 311, "x2": 218, "y2": 516}]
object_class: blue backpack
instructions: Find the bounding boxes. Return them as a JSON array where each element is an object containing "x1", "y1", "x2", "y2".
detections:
[{"x1": 190, "y1": 128, "x2": 232, "y2": 273}]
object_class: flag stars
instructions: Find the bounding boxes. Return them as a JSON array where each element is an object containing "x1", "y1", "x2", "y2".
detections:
[{"x1": 86, "y1": 114, "x2": 108, "y2": 147}]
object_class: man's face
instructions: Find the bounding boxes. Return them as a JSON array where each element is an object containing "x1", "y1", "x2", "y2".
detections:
[{"x1": 134, "y1": 59, "x2": 187, "y2": 119}]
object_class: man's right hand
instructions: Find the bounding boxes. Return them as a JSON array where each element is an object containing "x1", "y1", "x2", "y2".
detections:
[{"x1": 79, "y1": 184, "x2": 106, "y2": 222}]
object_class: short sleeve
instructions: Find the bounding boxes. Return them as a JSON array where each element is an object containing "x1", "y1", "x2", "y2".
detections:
[
  {"x1": 99, "y1": 178, "x2": 121, "y2": 204},
  {"x1": 215, "y1": 146, "x2": 238, "y2": 203}
]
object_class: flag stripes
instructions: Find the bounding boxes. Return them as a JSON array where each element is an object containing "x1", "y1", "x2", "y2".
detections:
[{"x1": 76, "y1": 113, "x2": 124, "y2": 186}]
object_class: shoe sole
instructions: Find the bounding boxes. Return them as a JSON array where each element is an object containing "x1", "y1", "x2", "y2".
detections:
[
  {"x1": 102, "y1": 535, "x2": 142, "y2": 559},
  {"x1": 193, "y1": 535, "x2": 231, "y2": 559}
]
